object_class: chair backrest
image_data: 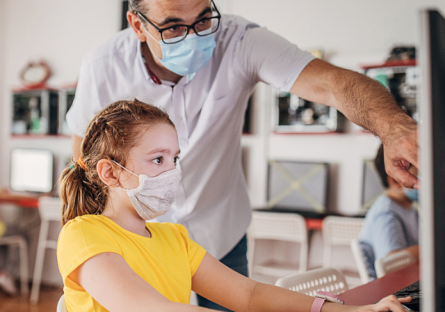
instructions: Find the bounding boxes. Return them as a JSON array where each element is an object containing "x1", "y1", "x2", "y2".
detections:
[
  {"x1": 38, "y1": 196, "x2": 62, "y2": 221},
  {"x1": 375, "y1": 250, "x2": 416, "y2": 278},
  {"x1": 322, "y1": 216, "x2": 364, "y2": 246},
  {"x1": 57, "y1": 294, "x2": 67, "y2": 312},
  {"x1": 350, "y1": 239, "x2": 370, "y2": 284},
  {"x1": 275, "y1": 267, "x2": 348, "y2": 296},
  {"x1": 249, "y1": 211, "x2": 307, "y2": 243}
]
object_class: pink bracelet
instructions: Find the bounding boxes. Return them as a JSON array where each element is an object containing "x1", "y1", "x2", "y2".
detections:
[{"x1": 311, "y1": 297, "x2": 326, "y2": 312}]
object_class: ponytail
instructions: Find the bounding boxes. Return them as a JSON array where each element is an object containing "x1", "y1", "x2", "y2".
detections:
[{"x1": 59, "y1": 161, "x2": 107, "y2": 225}]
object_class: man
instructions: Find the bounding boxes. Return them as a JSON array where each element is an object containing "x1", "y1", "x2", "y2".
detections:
[
  {"x1": 359, "y1": 144, "x2": 419, "y2": 279},
  {"x1": 67, "y1": 0, "x2": 418, "y2": 309}
]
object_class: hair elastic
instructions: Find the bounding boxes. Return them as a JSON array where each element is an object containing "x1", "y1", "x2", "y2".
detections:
[{"x1": 77, "y1": 156, "x2": 86, "y2": 171}]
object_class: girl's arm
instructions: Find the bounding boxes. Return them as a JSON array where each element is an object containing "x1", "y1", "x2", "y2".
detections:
[
  {"x1": 73, "y1": 252, "x2": 215, "y2": 312},
  {"x1": 192, "y1": 253, "x2": 411, "y2": 312}
]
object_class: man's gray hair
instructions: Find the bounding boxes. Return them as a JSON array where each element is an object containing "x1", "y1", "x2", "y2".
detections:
[{"x1": 129, "y1": 0, "x2": 147, "y2": 13}]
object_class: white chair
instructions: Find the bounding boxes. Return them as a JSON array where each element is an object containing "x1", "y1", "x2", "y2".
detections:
[
  {"x1": 57, "y1": 294, "x2": 67, "y2": 312},
  {"x1": 0, "y1": 235, "x2": 29, "y2": 296},
  {"x1": 275, "y1": 267, "x2": 348, "y2": 296},
  {"x1": 375, "y1": 250, "x2": 415, "y2": 278},
  {"x1": 248, "y1": 211, "x2": 308, "y2": 277},
  {"x1": 322, "y1": 216, "x2": 364, "y2": 268},
  {"x1": 350, "y1": 239, "x2": 370, "y2": 284},
  {"x1": 30, "y1": 197, "x2": 62, "y2": 304}
]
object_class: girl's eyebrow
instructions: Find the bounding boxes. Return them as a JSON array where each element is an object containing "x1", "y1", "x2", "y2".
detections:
[
  {"x1": 147, "y1": 148, "x2": 181, "y2": 155},
  {"x1": 147, "y1": 148, "x2": 170, "y2": 155}
]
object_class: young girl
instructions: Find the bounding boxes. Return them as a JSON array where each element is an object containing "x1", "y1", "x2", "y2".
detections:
[{"x1": 57, "y1": 99, "x2": 410, "y2": 312}]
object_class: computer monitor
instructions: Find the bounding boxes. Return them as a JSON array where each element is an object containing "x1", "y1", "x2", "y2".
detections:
[
  {"x1": 9, "y1": 148, "x2": 54, "y2": 193},
  {"x1": 418, "y1": 8, "x2": 445, "y2": 312},
  {"x1": 265, "y1": 160, "x2": 329, "y2": 215},
  {"x1": 360, "y1": 159, "x2": 385, "y2": 212}
]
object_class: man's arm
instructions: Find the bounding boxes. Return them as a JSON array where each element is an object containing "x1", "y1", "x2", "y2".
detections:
[
  {"x1": 72, "y1": 134, "x2": 83, "y2": 160},
  {"x1": 291, "y1": 59, "x2": 418, "y2": 189}
]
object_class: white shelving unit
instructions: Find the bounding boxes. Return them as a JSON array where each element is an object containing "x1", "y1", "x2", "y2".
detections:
[{"x1": 241, "y1": 83, "x2": 381, "y2": 215}]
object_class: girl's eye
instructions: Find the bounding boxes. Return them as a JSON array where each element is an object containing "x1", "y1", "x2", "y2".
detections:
[
  {"x1": 174, "y1": 156, "x2": 180, "y2": 164},
  {"x1": 153, "y1": 157, "x2": 163, "y2": 164}
]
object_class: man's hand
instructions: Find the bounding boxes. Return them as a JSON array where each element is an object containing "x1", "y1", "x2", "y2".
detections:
[{"x1": 382, "y1": 122, "x2": 419, "y2": 189}]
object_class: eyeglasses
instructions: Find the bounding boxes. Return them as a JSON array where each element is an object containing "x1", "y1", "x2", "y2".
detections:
[{"x1": 136, "y1": 0, "x2": 221, "y2": 44}]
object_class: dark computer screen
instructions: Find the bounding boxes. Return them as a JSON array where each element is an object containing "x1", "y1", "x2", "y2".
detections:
[
  {"x1": 9, "y1": 148, "x2": 54, "y2": 193},
  {"x1": 419, "y1": 8, "x2": 445, "y2": 312}
]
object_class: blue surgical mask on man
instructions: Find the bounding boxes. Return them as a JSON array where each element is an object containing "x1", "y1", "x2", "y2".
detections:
[{"x1": 145, "y1": 27, "x2": 216, "y2": 76}]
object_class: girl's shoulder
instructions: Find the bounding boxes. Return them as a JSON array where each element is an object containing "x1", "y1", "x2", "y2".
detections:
[
  {"x1": 63, "y1": 214, "x2": 108, "y2": 227},
  {"x1": 60, "y1": 215, "x2": 117, "y2": 237}
]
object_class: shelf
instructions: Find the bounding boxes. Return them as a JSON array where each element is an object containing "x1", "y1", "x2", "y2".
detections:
[
  {"x1": 360, "y1": 59, "x2": 416, "y2": 70},
  {"x1": 11, "y1": 134, "x2": 71, "y2": 139}
]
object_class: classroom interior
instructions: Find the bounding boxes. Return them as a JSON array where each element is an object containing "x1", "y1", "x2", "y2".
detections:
[{"x1": 0, "y1": 0, "x2": 444, "y2": 311}]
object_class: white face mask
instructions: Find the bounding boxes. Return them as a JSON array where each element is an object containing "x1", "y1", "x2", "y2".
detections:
[{"x1": 112, "y1": 161, "x2": 182, "y2": 221}]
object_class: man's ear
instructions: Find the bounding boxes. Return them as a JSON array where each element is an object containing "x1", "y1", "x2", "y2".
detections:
[
  {"x1": 127, "y1": 11, "x2": 147, "y2": 42},
  {"x1": 97, "y1": 159, "x2": 119, "y2": 187}
]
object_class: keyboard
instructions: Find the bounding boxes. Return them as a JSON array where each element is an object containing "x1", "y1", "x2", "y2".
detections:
[{"x1": 393, "y1": 280, "x2": 421, "y2": 311}]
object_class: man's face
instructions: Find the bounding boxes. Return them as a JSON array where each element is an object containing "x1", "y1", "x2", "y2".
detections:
[{"x1": 141, "y1": 0, "x2": 213, "y2": 59}]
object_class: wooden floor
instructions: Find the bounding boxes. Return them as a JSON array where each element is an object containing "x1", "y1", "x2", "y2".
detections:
[{"x1": 0, "y1": 286, "x2": 63, "y2": 312}]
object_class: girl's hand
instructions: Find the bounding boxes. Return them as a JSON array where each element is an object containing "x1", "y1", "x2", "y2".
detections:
[{"x1": 355, "y1": 295, "x2": 412, "y2": 311}]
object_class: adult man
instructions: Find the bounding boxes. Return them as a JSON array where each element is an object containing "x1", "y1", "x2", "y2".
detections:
[
  {"x1": 67, "y1": 0, "x2": 418, "y2": 309},
  {"x1": 359, "y1": 144, "x2": 419, "y2": 279}
]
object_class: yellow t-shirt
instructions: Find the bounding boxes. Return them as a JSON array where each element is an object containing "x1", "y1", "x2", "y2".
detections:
[{"x1": 57, "y1": 215, "x2": 207, "y2": 312}]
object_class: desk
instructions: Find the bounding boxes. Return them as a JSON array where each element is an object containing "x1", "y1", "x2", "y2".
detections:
[
  {"x1": 340, "y1": 263, "x2": 420, "y2": 305},
  {"x1": 0, "y1": 189, "x2": 39, "y2": 209}
]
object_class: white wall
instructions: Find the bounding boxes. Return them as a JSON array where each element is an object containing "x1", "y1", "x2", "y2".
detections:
[{"x1": 230, "y1": 0, "x2": 445, "y2": 69}]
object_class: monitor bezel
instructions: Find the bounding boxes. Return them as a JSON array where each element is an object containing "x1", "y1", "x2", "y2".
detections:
[{"x1": 419, "y1": 8, "x2": 445, "y2": 312}]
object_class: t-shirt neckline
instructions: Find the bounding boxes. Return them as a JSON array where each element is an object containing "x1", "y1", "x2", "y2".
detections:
[{"x1": 94, "y1": 215, "x2": 153, "y2": 240}]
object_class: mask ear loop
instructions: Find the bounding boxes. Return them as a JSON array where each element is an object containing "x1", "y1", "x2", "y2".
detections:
[
  {"x1": 138, "y1": 17, "x2": 164, "y2": 63},
  {"x1": 111, "y1": 160, "x2": 139, "y2": 190},
  {"x1": 111, "y1": 160, "x2": 139, "y2": 177}
]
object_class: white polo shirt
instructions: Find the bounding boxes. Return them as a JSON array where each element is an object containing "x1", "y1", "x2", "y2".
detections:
[{"x1": 67, "y1": 14, "x2": 315, "y2": 259}]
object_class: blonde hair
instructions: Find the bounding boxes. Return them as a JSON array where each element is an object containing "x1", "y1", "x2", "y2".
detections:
[{"x1": 59, "y1": 99, "x2": 174, "y2": 225}]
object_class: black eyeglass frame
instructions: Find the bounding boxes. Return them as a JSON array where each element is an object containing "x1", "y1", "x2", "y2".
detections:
[{"x1": 135, "y1": 0, "x2": 221, "y2": 44}]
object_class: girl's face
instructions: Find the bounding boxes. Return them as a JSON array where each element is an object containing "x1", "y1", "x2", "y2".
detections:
[{"x1": 117, "y1": 123, "x2": 180, "y2": 189}]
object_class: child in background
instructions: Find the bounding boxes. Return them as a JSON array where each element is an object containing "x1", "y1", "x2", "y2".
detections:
[
  {"x1": 57, "y1": 99, "x2": 410, "y2": 312},
  {"x1": 359, "y1": 144, "x2": 419, "y2": 279}
]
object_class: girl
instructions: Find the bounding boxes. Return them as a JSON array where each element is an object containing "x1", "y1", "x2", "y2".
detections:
[{"x1": 57, "y1": 99, "x2": 410, "y2": 312}]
